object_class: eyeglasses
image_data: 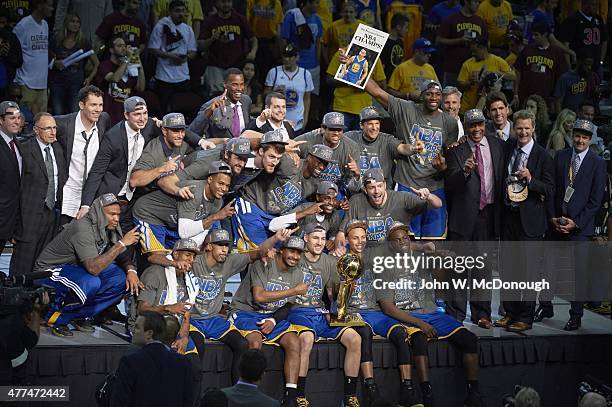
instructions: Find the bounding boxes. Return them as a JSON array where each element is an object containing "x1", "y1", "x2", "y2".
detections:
[{"x1": 35, "y1": 125, "x2": 57, "y2": 133}]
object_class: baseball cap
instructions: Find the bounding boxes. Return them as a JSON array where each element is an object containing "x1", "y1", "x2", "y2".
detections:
[
  {"x1": 413, "y1": 37, "x2": 436, "y2": 54},
  {"x1": 282, "y1": 44, "x2": 298, "y2": 57},
  {"x1": 464, "y1": 109, "x2": 486, "y2": 125},
  {"x1": 0, "y1": 101, "x2": 19, "y2": 116},
  {"x1": 386, "y1": 221, "x2": 412, "y2": 239},
  {"x1": 283, "y1": 236, "x2": 305, "y2": 251},
  {"x1": 99, "y1": 193, "x2": 123, "y2": 207},
  {"x1": 322, "y1": 112, "x2": 345, "y2": 129},
  {"x1": 173, "y1": 238, "x2": 199, "y2": 253},
  {"x1": 362, "y1": 168, "x2": 385, "y2": 185},
  {"x1": 573, "y1": 119, "x2": 595, "y2": 136},
  {"x1": 261, "y1": 130, "x2": 289, "y2": 145},
  {"x1": 162, "y1": 112, "x2": 186, "y2": 129},
  {"x1": 359, "y1": 106, "x2": 382, "y2": 122},
  {"x1": 225, "y1": 137, "x2": 255, "y2": 158},
  {"x1": 124, "y1": 96, "x2": 147, "y2": 113},
  {"x1": 208, "y1": 229, "x2": 230, "y2": 244},
  {"x1": 303, "y1": 223, "x2": 327, "y2": 235},
  {"x1": 316, "y1": 181, "x2": 338, "y2": 196},
  {"x1": 420, "y1": 79, "x2": 442, "y2": 94},
  {"x1": 344, "y1": 219, "x2": 368, "y2": 235},
  {"x1": 208, "y1": 160, "x2": 233, "y2": 176},
  {"x1": 309, "y1": 144, "x2": 336, "y2": 163}
]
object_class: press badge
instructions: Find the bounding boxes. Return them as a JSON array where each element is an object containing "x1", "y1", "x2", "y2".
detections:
[{"x1": 563, "y1": 186, "x2": 575, "y2": 203}]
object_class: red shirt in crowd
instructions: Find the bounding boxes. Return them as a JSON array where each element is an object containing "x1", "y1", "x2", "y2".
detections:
[
  {"x1": 514, "y1": 44, "x2": 569, "y2": 104},
  {"x1": 95, "y1": 59, "x2": 138, "y2": 124},
  {"x1": 96, "y1": 11, "x2": 148, "y2": 48},
  {"x1": 200, "y1": 10, "x2": 255, "y2": 69},
  {"x1": 437, "y1": 12, "x2": 488, "y2": 75}
]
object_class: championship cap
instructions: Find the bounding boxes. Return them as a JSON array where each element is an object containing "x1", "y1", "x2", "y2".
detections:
[
  {"x1": 322, "y1": 112, "x2": 345, "y2": 129},
  {"x1": 208, "y1": 229, "x2": 230, "y2": 244},
  {"x1": 303, "y1": 223, "x2": 327, "y2": 235},
  {"x1": 573, "y1": 119, "x2": 595, "y2": 136},
  {"x1": 419, "y1": 79, "x2": 442, "y2": 94},
  {"x1": 124, "y1": 96, "x2": 147, "y2": 113},
  {"x1": 413, "y1": 37, "x2": 436, "y2": 54},
  {"x1": 261, "y1": 129, "x2": 289, "y2": 145},
  {"x1": 173, "y1": 238, "x2": 199, "y2": 253},
  {"x1": 316, "y1": 181, "x2": 338, "y2": 196},
  {"x1": 283, "y1": 236, "x2": 305, "y2": 251},
  {"x1": 362, "y1": 168, "x2": 385, "y2": 185},
  {"x1": 359, "y1": 106, "x2": 382, "y2": 122},
  {"x1": 309, "y1": 144, "x2": 336, "y2": 163},
  {"x1": 225, "y1": 137, "x2": 255, "y2": 158},
  {"x1": 0, "y1": 100, "x2": 19, "y2": 116},
  {"x1": 386, "y1": 221, "x2": 412, "y2": 239},
  {"x1": 99, "y1": 193, "x2": 124, "y2": 207},
  {"x1": 344, "y1": 219, "x2": 368, "y2": 235},
  {"x1": 208, "y1": 160, "x2": 232, "y2": 176},
  {"x1": 162, "y1": 112, "x2": 186, "y2": 129},
  {"x1": 464, "y1": 109, "x2": 486, "y2": 125}
]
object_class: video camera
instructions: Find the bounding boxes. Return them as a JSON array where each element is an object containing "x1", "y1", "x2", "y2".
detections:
[
  {"x1": 579, "y1": 376, "x2": 612, "y2": 407},
  {"x1": 0, "y1": 271, "x2": 54, "y2": 317}
]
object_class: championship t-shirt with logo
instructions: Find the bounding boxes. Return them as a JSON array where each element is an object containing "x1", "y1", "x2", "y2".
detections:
[
  {"x1": 345, "y1": 130, "x2": 402, "y2": 187},
  {"x1": 139, "y1": 265, "x2": 188, "y2": 307},
  {"x1": 293, "y1": 254, "x2": 339, "y2": 309},
  {"x1": 387, "y1": 95, "x2": 458, "y2": 190},
  {"x1": 177, "y1": 180, "x2": 224, "y2": 222},
  {"x1": 285, "y1": 203, "x2": 343, "y2": 237}
]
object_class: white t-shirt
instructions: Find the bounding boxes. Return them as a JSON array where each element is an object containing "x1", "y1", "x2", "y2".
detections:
[
  {"x1": 265, "y1": 65, "x2": 314, "y2": 131},
  {"x1": 13, "y1": 15, "x2": 49, "y2": 89},
  {"x1": 148, "y1": 16, "x2": 196, "y2": 83}
]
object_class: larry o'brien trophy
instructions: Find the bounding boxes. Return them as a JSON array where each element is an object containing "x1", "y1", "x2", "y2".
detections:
[{"x1": 330, "y1": 253, "x2": 366, "y2": 326}]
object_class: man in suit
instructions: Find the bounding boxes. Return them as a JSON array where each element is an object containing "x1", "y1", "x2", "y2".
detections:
[
  {"x1": 494, "y1": 110, "x2": 555, "y2": 332},
  {"x1": 484, "y1": 92, "x2": 514, "y2": 141},
  {"x1": 222, "y1": 349, "x2": 280, "y2": 407},
  {"x1": 549, "y1": 119, "x2": 607, "y2": 331},
  {"x1": 10, "y1": 113, "x2": 67, "y2": 276},
  {"x1": 189, "y1": 67, "x2": 252, "y2": 138},
  {"x1": 244, "y1": 92, "x2": 295, "y2": 139},
  {"x1": 55, "y1": 85, "x2": 112, "y2": 223},
  {"x1": 0, "y1": 101, "x2": 22, "y2": 253},
  {"x1": 444, "y1": 109, "x2": 506, "y2": 328},
  {"x1": 110, "y1": 311, "x2": 193, "y2": 407}
]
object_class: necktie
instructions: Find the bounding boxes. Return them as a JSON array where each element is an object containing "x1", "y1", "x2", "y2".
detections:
[
  {"x1": 125, "y1": 132, "x2": 140, "y2": 201},
  {"x1": 511, "y1": 148, "x2": 523, "y2": 174},
  {"x1": 231, "y1": 105, "x2": 241, "y2": 137},
  {"x1": 8, "y1": 138, "x2": 17, "y2": 161},
  {"x1": 570, "y1": 153, "x2": 580, "y2": 186},
  {"x1": 474, "y1": 143, "x2": 486, "y2": 210},
  {"x1": 82, "y1": 130, "x2": 92, "y2": 185},
  {"x1": 44, "y1": 146, "x2": 55, "y2": 209}
]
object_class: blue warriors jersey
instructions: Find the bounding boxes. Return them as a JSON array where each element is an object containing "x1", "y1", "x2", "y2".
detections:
[{"x1": 343, "y1": 56, "x2": 367, "y2": 84}]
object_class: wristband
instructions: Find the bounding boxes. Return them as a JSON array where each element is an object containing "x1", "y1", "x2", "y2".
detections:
[
  {"x1": 118, "y1": 240, "x2": 127, "y2": 248},
  {"x1": 127, "y1": 269, "x2": 137, "y2": 274}
]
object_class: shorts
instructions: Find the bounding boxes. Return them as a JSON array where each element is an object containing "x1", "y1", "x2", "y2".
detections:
[
  {"x1": 231, "y1": 198, "x2": 275, "y2": 251},
  {"x1": 185, "y1": 315, "x2": 238, "y2": 354},
  {"x1": 288, "y1": 307, "x2": 350, "y2": 341},
  {"x1": 230, "y1": 310, "x2": 303, "y2": 344},
  {"x1": 357, "y1": 310, "x2": 421, "y2": 338},
  {"x1": 410, "y1": 311, "x2": 465, "y2": 339},
  {"x1": 395, "y1": 184, "x2": 447, "y2": 239},
  {"x1": 134, "y1": 217, "x2": 179, "y2": 253}
]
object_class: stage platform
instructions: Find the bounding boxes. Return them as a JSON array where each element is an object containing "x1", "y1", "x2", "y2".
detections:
[{"x1": 23, "y1": 300, "x2": 612, "y2": 407}]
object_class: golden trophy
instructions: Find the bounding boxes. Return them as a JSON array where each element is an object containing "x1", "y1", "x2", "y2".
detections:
[{"x1": 330, "y1": 253, "x2": 366, "y2": 326}]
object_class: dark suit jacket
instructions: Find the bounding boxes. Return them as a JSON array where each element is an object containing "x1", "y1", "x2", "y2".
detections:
[
  {"x1": 503, "y1": 138, "x2": 555, "y2": 238},
  {"x1": 110, "y1": 342, "x2": 192, "y2": 407},
  {"x1": 14, "y1": 138, "x2": 67, "y2": 242},
  {"x1": 244, "y1": 118, "x2": 296, "y2": 138},
  {"x1": 553, "y1": 148, "x2": 607, "y2": 237},
  {"x1": 222, "y1": 383, "x2": 280, "y2": 407},
  {"x1": 54, "y1": 111, "x2": 112, "y2": 170},
  {"x1": 445, "y1": 135, "x2": 505, "y2": 238},
  {"x1": 189, "y1": 94, "x2": 252, "y2": 137},
  {"x1": 484, "y1": 120, "x2": 514, "y2": 141},
  {"x1": 81, "y1": 118, "x2": 202, "y2": 206},
  {"x1": 0, "y1": 136, "x2": 21, "y2": 240}
]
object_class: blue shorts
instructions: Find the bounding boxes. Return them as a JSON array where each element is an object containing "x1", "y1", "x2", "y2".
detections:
[
  {"x1": 411, "y1": 311, "x2": 464, "y2": 339},
  {"x1": 288, "y1": 307, "x2": 350, "y2": 341},
  {"x1": 395, "y1": 185, "x2": 447, "y2": 239},
  {"x1": 185, "y1": 315, "x2": 238, "y2": 354},
  {"x1": 231, "y1": 198, "x2": 275, "y2": 251},
  {"x1": 357, "y1": 310, "x2": 421, "y2": 338},
  {"x1": 134, "y1": 217, "x2": 179, "y2": 253},
  {"x1": 230, "y1": 310, "x2": 302, "y2": 344}
]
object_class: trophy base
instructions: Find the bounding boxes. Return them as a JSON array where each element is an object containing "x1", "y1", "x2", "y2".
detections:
[{"x1": 329, "y1": 314, "x2": 366, "y2": 327}]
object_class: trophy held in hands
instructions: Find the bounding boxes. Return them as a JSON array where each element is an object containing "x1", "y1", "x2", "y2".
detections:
[{"x1": 330, "y1": 253, "x2": 366, "y2": 327}]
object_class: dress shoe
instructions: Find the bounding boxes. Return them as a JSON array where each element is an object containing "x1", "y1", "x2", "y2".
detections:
[
  {"x1": 507, "y1": 321, "x2": 532, "y2": 332},
  {"x1": 533, "y1": 305, "x2": 554, "y2": 322},
  {"x1": 493, "y1": 316, "x2": 513, "y2": 328},
  {"x1": 563, "y1": 316, "x2": 581, "y2": 331},
  {"x1": 72, "y1": 319, "x2": 95, "y2": 333},
  {"x1": 477, "y1": 318, "x2": 492, "y2": 329}
]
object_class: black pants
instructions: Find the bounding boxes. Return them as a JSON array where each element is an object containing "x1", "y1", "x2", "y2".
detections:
[
  {"x1": 155, "y1": 79, "x2": 191, "y2": 114},
  {"x1": 10, "y1": 207, "x2": 60, "y2": 276}
]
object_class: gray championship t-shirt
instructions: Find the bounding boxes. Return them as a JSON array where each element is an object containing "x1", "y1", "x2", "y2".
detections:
[
  {"x1": 293, "y1": 253, "x2": 339, "y2": 309},
  {"x1": 175, "y1": 146, "x2": 224, "y2": 181},
  {"x1": 387, "y1": 96, "x2": 458, "y2": 190},
  {"x1": 288, "y1": 202, "x2": 343, "y2": 237},
  {"x1": 138, "y1": 265, "x2": 188, "y2": 306},
  {"x1": 132, "y1": 189, "x2": 180, "y2": 228},
  {"x1": 177, "y1": 180, "x2": 224, "y2": 221},
  {"x1": 133, "y1": 135, "x2": 193, "y2": 192},
  {"x1": 345, "y1": 130, "x2": 402, "y2": 187},
  {"x1": 190, "y1": 252, "x2": 251, "y2": 319}
]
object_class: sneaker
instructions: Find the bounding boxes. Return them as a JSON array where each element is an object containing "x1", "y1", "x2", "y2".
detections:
[
  {"x1": 585, "y1": 302, "x2": 611, "y2": 315},
  {"x1": 72, "y1": 319, "x2": 95, "y2": 333},
  {"x1": 399, "y1": 385, "x2": 425, "y2": 407},
  {"x1": 464, "y1": 391, "x2": 483, "y2": 407},
  {"x1": 51, "y1": 325, "x2": 73, "y2": 337},
  {"x1": 364, "y1": 381, "x2": 380, "y2": 406},
  {"x1": 295, "y1": 397, "x2": 310, "y2": 407},
  {"x1": 343, "y1": 395, "x2": 360, "y2": 407}
]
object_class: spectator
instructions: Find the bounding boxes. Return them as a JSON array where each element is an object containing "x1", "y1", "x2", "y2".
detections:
[
  {"x1": 388, "y1": 38, "x2": 439, "y2": 102},
  {"x1": 379, "y1": 13, "x2": 409, "y2": 80},
  {"x1": 110, "y1": 311, "x2": 193, "y2": 407},
  {"x1": 12, "y1": 0, "x2": 54, "y2": 116},
  {"x1": 457, "y1": 38, "x2": 515, "y2": 114},
  {"x1": 1, "y1": 0, "x2": 30, "y2": 22},
  {"x1": 148, "y1": 0, "x2": 198, "y2": 113},
  {"x1": 137, "y1": 0, "x2": 155, "y2": 33},
  {"x1": 0, "y1": 101, "x2": 22, "y2": 255},
  {"x1": 242, "y1": 61, "x2": 263, "y2": 116},
  {"x1": 321, "y1": 1, "x2": 361, "y2": 67},
  {"x1": 53, "y1": 0, "x2": 114, "y2": 46},
  {"x1": 281, "y1": 0, "x2": 323, "y2": 96},
  {"x1": 558, "y1": 0, "x2": 608, "y2": 68},
  {"x1": 514, "y1": 387, "x2": 540, "y2": 407},
  {"x1": 350, "y1": 0, "x2": 382, "y2": 29},
  {"x1": 553, "y1": 53, "x2": 599, "y2": 113},
  {"x1": 426, "y1": 0, "x2": 461, "y2": 34},
  {"x1": 484, "y1": 91, "x2": 513, "y2": 141},
  {"x1": 546, "y1": 108, "x2": 576, "y2": 153},
  {"x1": 442, "y1": 86, "x2": 465, "y2": 138},
  {"x1": 505, "y1": 31, "x2": 524, "y2": 68},
  {"x1": 221, "y1": 349, "x2": 280, "y2": 407},
  {"x1": 0, "y1": 9, "x2": 23, "y2": 100},
  {"x1": 95, "y1": 35, "x2": 146, "y2": 124},
  {"x1": 524, "y1": 94, "x2": 551, "y2": 144},
  {"x1": 523, "y1": 0, "x2": 575, "y2": 63},
  {"x1": 199, "y1": 0, "x2": 257, "y2": 99},
  {"x1": 578, "y1": 392, "x2": 607, "y2": 407},
  {"x1": 436, "y1": 0, "x2": 488, "y2": 86},
  {"x1": 95, "y1": 0, "x2": 148, "y2": 52},
  {"x1": 246, "y1": 0, "x2": 283, "y2": 84},
  {"x1": 154, "y1": 0, "x2": 204, "y2": 38},
  {"x1": 264, "y1": 44, "x2": 313, "y2": 132},
  {"x1": 576, "y1": 100, "x2": 605, "y2": 153},
  {"x1": 49, "y1": 13, "x2": 100, "y2": 115},
  {"x1": 244, "y1": 92, "x2": 295, "y2": 139},
  {"x1": 476, "y1": 0, "x2": 513, "y2": 51}
]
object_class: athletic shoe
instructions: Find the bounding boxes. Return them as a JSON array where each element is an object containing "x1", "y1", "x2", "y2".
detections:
[
  {"x1": 51, "y1": 325, "x2": 73, "y2": 337},
  {"x1": 72, "y1": 319, "x2": 95, "y2": 333},
  {"x1": 343, "y1": 395, "x2": 360, "y2": 407},
  {"x1": 399, "y1": 385, "x2": 425, "y2": 407}
]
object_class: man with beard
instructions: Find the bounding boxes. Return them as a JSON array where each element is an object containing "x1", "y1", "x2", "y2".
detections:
[
  {"x1": 335, "y1": 168, "x2": 441, "y2": 254},
  {"x1": 345, "y1": 106, "x2": 423, "y2": 188},
  {"x1": 382, "y1": 222, "x2": 482, "y2": 407},
  {"x1": 34, "y1": 193, "x2": 142, "y2": 337},
  {"x1": 364, "y1": 77, "x2": 458, "y2": 239},
  {"x1": 484, "y1": 92, "x2": 514, "y2": 141},
  {"x1": 245, "y1": 92, "x2": 295, "y2": 139},
  {"x1": 442, "y1": 86, "x2": 464, "y2": 138}
]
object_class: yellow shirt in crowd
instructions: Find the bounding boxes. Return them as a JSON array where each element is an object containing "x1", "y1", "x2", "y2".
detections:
[
  {"x1": 154, "y1": 0, "x2": 203, "y2": 29},
  {"x1": 457, "y1": 53, "x2": 512, "y2": 113},
  {"x1": 476, "y1": 0, "x2": 513, "y2": 48},
  {"x1": 246, "y1": 0, "x2": 283, "y2": 39},
  {"x1": 322, "y1": 19, "x2": 364, "y2": 61},
  {"x1": 388, "y1": 59, "x2": 438, "y2": 96},
  {"x1": 318, "y1": 0, "x2": 335, "y2": 33}
]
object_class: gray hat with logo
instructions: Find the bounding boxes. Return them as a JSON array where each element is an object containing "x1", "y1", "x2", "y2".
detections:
[
  {"x1": 261, "y1": 129, "x2": 289, "y2": 145},
  {"x1": 208, "y1": 160, "x2": 232, "y2": 176},
  {"x1": 344, "y1": 219, "x2": 368, "y2": 235},
  {"x1": 464, "y1": 109, "x2": 486, "y2": 125},
  {"x1": 386, "y1": 221, "x2": 412, "y2": 239},
  {"x1": 573, "y1": 119, "x2": 595, "y2": 136},
  {"x1": 309, "y1": 144, "x2": 336, "y2": 163},
  {"x1": 359, "y1": 106, "x2": 382, "y2": 122},
  {"x1": 0, "y1": 100, "x2": 19, "y2": 116},
  {"x1": 99, "y1": 193, "x2": 124, "y2": 207},
  {"x1": 303, "y1": 222, "x2": 327, "y2": 235},
  {"x1": 225, "y1": 137, "x2": 255, "y2": 158},
  {"x1": 283, "y1": 236, "x2": 305, "y2": 251},
  {"x1": 162, "y1": 112, "x2": 186, "y2": 129},
  {"x1": 208, "y1": 229, "x2": 230, "y2": 244},
  {"x1": 124, "y1": 96, "x2": 147, "y2": 113},
  {"x1": 322, "y1": 112, "x2": 345, "y2": 129},
  {"x1": 173, "y1": 238, "x2": 199, "y2": 253},
  {"x1": 316, "y1": 181, "x2": 338, "y2": 196},
  {"x1": 420, "y1": 79, "x2": 442, "y2": 94},
  {"x1": 363, "y1": 168, "x2": 385, "y2": 185}
]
